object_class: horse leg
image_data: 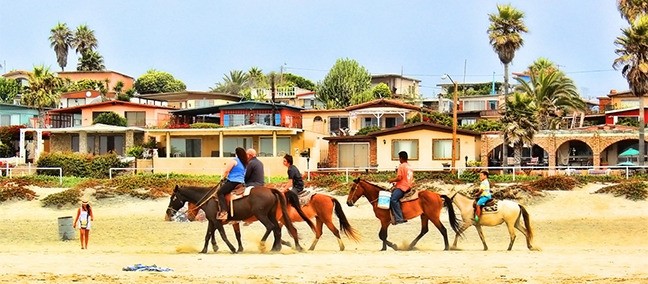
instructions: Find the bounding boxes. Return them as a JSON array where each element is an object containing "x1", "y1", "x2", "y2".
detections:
[
  {"x1": 214, "y1": 222, "x2": 237, "y2": 253},
  {"x1": 451, "y1": 222, "x2": 473, "y2": 250},
  {"x1": 211, "y1": 229, "x2": 219, "y2": 252},
  {"x1": 474, "y1": 225, "x2": 489, "y2": 251},
  {"x1": 307, "y1": 217, "x2": 324, "y2": 251},
  {"x1": 322, "y1": 216, "x2": 345, "y2": 251},
  {"x1": 407, "y1": 216, "x2": 429, "y2": 251},
  {"x1": 506, "y1": 221, "x2": 517, "y2": 251},
  {"x1": 232, "y1": 223, "x2": 243, "y2": 253},
  {"x1": 378, "y1": 222, "x2": 398, "y2": 251},
  {"x1": 257, "y1": 215, "x2": 281, "y2": 251},
  {"x1": 201, "y1": 221, "x2": 214, "y2": 253}
]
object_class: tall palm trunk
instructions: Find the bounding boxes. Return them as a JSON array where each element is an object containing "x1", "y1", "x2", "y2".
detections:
[
  {"x1": 502, "y1": 63, "x2": 510, "y2": 168},
  {"x1": 639, "y1": 96, "x2": 645, "y2": 167},
  {"x1": 514, "y1": 142, "x2": 523, "y2": 167}
]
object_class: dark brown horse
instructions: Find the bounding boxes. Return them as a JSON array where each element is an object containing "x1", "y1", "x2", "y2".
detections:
[
  {"x1": 165, "y1": 184, "x2": 311, "y2": 253},
  {"x1": 346, "y1": 178, "x2": 461, "y2": 251}
]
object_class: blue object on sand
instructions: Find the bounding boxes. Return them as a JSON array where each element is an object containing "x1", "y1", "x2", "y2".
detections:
[{"x1": 122, "y1": 264, "x2": 173, "y2": 272}]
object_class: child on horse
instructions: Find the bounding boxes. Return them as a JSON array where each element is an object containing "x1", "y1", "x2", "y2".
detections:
[{"x1": 474, "y1": 170, "x2": 492, "y2": 222}]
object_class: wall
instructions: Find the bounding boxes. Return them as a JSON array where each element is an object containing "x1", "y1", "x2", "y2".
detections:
[{"x1": 80, "y1": 104, "x2": 171, "y2": 127}]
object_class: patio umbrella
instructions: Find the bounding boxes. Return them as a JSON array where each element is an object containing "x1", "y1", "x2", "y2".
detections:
[
  {"x1": 617, "y1": 161, "x2": 636, "y2": 166},
  {"x1": 619, "y1": 148, "x2": 639, "y2": 157}
]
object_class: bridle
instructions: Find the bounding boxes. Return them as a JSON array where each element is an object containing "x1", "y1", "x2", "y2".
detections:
[
  {"x1": 167, "y1": 183, "x2": 221, "y2": 219},
  {"x1": 349, "y1": 180, "x2": 379, "y2": 205}
]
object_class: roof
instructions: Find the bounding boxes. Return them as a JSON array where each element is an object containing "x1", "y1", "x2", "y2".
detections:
[
  {"x1": 0, "y1": 103, "x2": 43, "y2": 111},
  {"x1": 25, "y1": 123, "x2": 145, "y2": 133},
  {"x1": 368, "y1": 122, "x2": 481, "y2": 137},
  {"x1": 571, "y1": 124, "x2": 637, "y2": 131},
  {"x1": 136, "y1": 91, "x2": 242, "y2": 102},
  {"x1": 48, "y1": 100, "x2": 176, "y2": 113},
  {"x1": 371, "y1": 74, "x2": 421, "y2": 82},
  {"x1": 57, "y1": 70, "x2": 134, "y2": 79},
  {"x1": 606, "y1": 90, "x2": 632, "y2": 97},
  {"x1": 345, "y1": 99, "x2": 421, "y2": 111},
  {"x1": 145, "y1": 123, "x2": 302, "y2": 135},
  {"x1": 604, "y1": 106, "x2": 648, "y2": 114},
  {"x1": 60, "y1": 90, "x2": 102, "y2": 99},
  {"x1": 170, "y1": 101, "x2": 303, "y2": 116},
  {"x1": 2, "y1": 70, "x2": 30, "y2": 77}
]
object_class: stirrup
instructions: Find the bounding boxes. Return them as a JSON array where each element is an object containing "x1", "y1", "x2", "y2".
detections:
[{"x1": 217, "y1": 211, "x2": 228, "y2": 220}]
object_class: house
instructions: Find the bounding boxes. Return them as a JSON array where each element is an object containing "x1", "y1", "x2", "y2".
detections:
[
  {"x1": 324, "y1": 122, "x2": 481, "y2": 170},
  {"x1": 45, "y1": 100, "x2": 175, "y2": 129},
  {"x1": 133, "y1": 91, "x2": 241, "y2": 110},
  {"x1": 371, "y1": 74, "x2": 421, "y2": 101},
  {"x1": 0, "y1": 104, "x2": 40, "y2": 126},
  {"x1": 57, "y1": 70, "x2": 135, "y2": 95},
  {"x1": 170, "y1": 101, "x2": 303, "y2": 128},
  {"x1": 59, "y1": 90, "x2": 104, "y2": 108},
  {"x1": 603, "y1": 107, "x2": 648, "y2": 125},
  {"x1": 598, "y1": 89, "x2": 648, "y2": 111},
  {"x1": 249, "y1": 87, "x2": 321, "y2": 109}
]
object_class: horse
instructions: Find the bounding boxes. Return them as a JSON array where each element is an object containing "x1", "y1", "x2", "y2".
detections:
[
  {"x1": 165, "y1": 184, "x2": 310, "y2": 253},
  {"x1": 195, "y1": 191, "x2": 360, "y2": 251},
  {"x1": 346, "y1": 178, "x2": 461, "y2": 251},
  {"x1": 447, "y1": 189, "x2": 537, "y2": 251}
]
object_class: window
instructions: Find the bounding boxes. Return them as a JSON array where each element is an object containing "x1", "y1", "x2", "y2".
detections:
[
  {"x1": 256, "y1": 113, "x2": 272, "y2": 125},
  {"x1": 461, "y1": 118, "x2": 477, "y2": 126},
  {"x1": 488, "y1": 100, "x2": 498, "y2": 110},
  {"x1": 463, "y1": 101, "x2": 486, "y2": 111},
  {"x1": 385, "y1": 117, "x2": 403, "y2": 128},
  {"x1": 391, "y1": 139, "x2": 419, "y2": 160},
  {"x1": 620, "y1": 99, "x2": 640, "y2": 108},
  {"x1": 329, "y1": 116, "x2": 349, "y2": 133},
  {"x1": 84, "y1": 135, "x2": 124, "y2": 155},
  {"x1": 362, "y1": 117, "x2": 378, "y2": 128},
  {"x1": 225, "y1": 114, "x2": 247, "y2": 126},
  {"x1": 223, "y1": 137, "x2": 253, "y2": 156},
  {"x1": 0, "y1": 114, "x2": 19, "y2": 126},
  {"x1": 92, "y1": 112, "x2": 110, "y2": 121},
  {"x1": 432, "y1": 139, "x2": 460, "y2": 160},
  {"x1": 125, "y1": 111, "x2": 146, "y2": 127},
  {"x1": 195, "y1": 99, "x2": 214, "y2": 108},
  {"x1": 259, "y1": 137, "x2": 291, "y2": 157},
  {"x1": 170, "y1": 138, "x2": 202, "y2": 157}
]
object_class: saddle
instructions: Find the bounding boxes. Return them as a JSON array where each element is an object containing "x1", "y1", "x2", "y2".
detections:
[
  {"x1": 223, "y1": 185, "x2": 255, "y2": 217},
  {"x1": 474, "y1": 198, "x2": 499, "y2": 213},
  {"x1": 399, "y1": 189, "x2": 419, "y2": 203}
]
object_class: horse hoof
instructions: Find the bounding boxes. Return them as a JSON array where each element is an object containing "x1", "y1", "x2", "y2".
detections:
[{"x1": 199, "y1": 250, "x2": 207, "y2": 254}]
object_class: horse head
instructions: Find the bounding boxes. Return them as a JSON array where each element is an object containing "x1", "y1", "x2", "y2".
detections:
[
  {"x1": 165, "y1": 185, "x2": 187, "y2": 221},
  {"x1": 346, "y1": 178, "x2": 363, "y2": 207}
]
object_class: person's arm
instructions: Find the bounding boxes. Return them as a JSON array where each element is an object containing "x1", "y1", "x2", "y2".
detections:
[
  {"x1": 286, "y1": 167, "x2": 294, "y2": 189},
  {"x1": 89, "y1": 208, "x2": 94, "y2": 221},
  {"x1": 388, "y1": 166, "x2": 403, "y2": 183},
  {"x1": 222, "y1": 159, "x2": 236, "y2": 180},
  {"x1": 73, "y1": 208, "x2": 80, "y2": 228}
]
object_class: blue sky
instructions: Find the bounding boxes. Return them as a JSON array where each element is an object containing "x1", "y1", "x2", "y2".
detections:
[{"x1": 0, "y1": 1, "x2": 630, "y2": 100}]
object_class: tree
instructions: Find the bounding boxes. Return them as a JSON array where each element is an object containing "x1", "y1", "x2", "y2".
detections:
[
  {"x1": 21, "y1": 66, "x2": 64, "y2": 127},
  {"x1": 134, "y1": 69, "x2": 186, "y2": 94},
  {"x1": 72, "y1": 24, "x2": 98, "y2": 56},
  {"x1": 618, "y1": 0, "x2": 648, "y2": 23},
  {"x1": 501, "y1": 92, "x2": 538, "y2": 167},
  {"x1": 93, "y1": 111, "x2": 127, "y2": 126},
  {"x1": 49, "y1": 22, "x2": 72, "y2": 71},
  {"x1": 210, "y1": 70, "x2": 248, "y2": 95},
  {"x1": 516, "y1": 59, "x2": 585, "y2": 130},
  {"x1": 77, "y1": 50, "x2": 105, "y2": 71},
  {"x1": 283, "y1": 73, "x2": 315, "y2": 90},
  {"x1": 614, "y1": 14, "x2": 648, "y2": 167},
  {"x1": 461, "y1": 119, "x2": 503, "y2": 132},
  {"x1": 316, "y1": 58, "x2": 372, "y2": 109},
  {"x1": 0, "y1": 77, "x2": 22, "y2": 103},
  {"x1": 488, "y1": 3, "x2": 528, "y2": 167},
  {"x1": 372, "y1": 83, "x2": 393, "y2": 99}
]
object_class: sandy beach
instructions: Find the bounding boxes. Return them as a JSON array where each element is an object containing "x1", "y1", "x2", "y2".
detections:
[{"x1": 0, "y1": 183, "x2": 647, "y2": 283}]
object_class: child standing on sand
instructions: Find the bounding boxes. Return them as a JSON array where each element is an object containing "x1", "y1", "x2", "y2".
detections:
[{"x1": 73, "y1": 199, "x2": 94, "y2": 249}]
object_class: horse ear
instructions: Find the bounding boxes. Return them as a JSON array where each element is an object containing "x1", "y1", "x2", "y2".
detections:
[
  {"x1": 174, "y1": 185, "x2": 179, "y2": 192},
  {"x1": 353, "y1": 177, "x2": 360, "y2": 184}
]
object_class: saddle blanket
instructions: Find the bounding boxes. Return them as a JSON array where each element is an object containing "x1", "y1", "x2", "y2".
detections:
[{"x1": 483, "y1": 199, "x2": 499, "y2": 212}]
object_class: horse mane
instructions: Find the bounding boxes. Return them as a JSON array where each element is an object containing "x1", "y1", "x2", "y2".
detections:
[
  {"x1": 176, "y1": 185, "x2": 215, "y2": 193},
  {"x1": 358, "y1": 179, "x2": 388, "y2": 191}
]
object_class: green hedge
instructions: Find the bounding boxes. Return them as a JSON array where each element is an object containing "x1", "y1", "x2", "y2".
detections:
[{"x1": 36, "y1": 152, "x2": 129, "y2": 178}]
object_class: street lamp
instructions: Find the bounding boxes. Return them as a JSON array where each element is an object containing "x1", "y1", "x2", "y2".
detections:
[{"x1": 442, "y1": 74, "x2": 458, "y2": 172}]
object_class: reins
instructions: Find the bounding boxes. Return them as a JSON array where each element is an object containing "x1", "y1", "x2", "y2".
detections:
[{"x1": 170, "y1": 182, "x2": 222, "y2": 219}]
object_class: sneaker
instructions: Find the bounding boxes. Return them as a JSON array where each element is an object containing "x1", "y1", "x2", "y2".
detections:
[
  {"x1": 394, "y1": 219, "x2": 407, "y2": 225},
  {"x1": 474, "y1": 216, "x2": 479, "y2": 222}
]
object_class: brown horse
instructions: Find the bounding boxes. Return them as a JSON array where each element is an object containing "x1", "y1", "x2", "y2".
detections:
[
  {"x1": 165, "y1": 184, "x2": 312, "y2": 253},
  {"x1": 346, "y1": 178, "x2": 461, "y2": 251}
]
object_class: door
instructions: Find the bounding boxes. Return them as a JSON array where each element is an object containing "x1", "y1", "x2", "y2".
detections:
[{"x1": 338, "y1": 143, "x2": 369, "y2": 168}]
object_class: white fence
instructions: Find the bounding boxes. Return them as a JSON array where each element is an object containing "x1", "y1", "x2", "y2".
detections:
[{"x1": 1, "y1": 165, "x2": 63, "y2": 185}]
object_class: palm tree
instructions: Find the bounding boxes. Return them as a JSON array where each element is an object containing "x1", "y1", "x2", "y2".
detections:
[
  {"x1": 21, "y1": 66, "x2": 64, "y2": 127},
  {"x1": 210, "y1": 70, "x2": 249, "y2": 94},
  {"x1": 77, "y1": 50, "x2": 105, "y2": 71},
  {"x1": 614, "y1": 14, "x2": 648, "y2": 167},
  {"x1": 501, "y1": 92, "x2": 538, "y2": 167},
  {"x1": 618, "y1": 0, "x2": 648, "y2": 23},
  {"x1": 488, "y1": 4, "x2": 528, "y2": 167},
  {"x1": 49, "y1": 23, "x2": 72, "y2": 71},
  {"x1": 516, "y1": 61, "x2": 586, "y2": 130},
  {"x1": 72, "y1": 24, "x2": 98, "y2": 56}
]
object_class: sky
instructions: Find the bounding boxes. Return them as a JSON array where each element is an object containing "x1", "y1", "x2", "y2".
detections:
[{"x1": 0, "y1": 1, "x2": 631, "y2": 101}]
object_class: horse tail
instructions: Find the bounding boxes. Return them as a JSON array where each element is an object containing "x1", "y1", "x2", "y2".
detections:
[
  {"x1": 285, "y1": 190, "x2": 316, "y2": 231},
  {"x1": 272, "y1": 189, "x2": 299, "y2": 238},
  {"x1": 519, "y1": 204, "x2": 534, "y2": 241},
  {"x1": 441, "y1": 194, "x2": 462, "y2": 237},
  {"x1": 332, "y1": 198, "x2": 361, "y2": 242}
]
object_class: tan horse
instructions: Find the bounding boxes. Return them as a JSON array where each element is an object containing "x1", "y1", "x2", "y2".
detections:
[{"x1": 447, "y1": 189, "x2": 538, "y2": 251}]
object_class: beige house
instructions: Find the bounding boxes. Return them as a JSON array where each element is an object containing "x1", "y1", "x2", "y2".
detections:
[
  {"x1": 133, "y1": 91, "x2": 242, "y2": 110},
  {"x1": 371, "y1": 74, "x2": 421, "y2": 101},
  {"x1": 324, "y1": 122, "x2": 481, "y2": 170}
]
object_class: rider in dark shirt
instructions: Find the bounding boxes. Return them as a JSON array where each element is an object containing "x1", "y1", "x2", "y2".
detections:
[
  {"x1": 283, "y1": 154, "x2": 304, "y2": 194},
  {"x1": 244, "y1": 148, "x2": 265, "y2": 187}
]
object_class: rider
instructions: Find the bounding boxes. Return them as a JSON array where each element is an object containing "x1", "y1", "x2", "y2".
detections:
[
  {"x1": 283, "y1": 154, "x2": 304, "y2": 194},
  {"x1": 388, "y1": 151, "x2": 414, "y2": 225},
  {"x1": 216, "y1": 147, "x2": 248, "y2": 220},
  {"x1": 244, "y1": 148, "x2": 265, "y2": 187},
  {"x1": 474, "y1": 170, "x2": 492, "y2": 222}
]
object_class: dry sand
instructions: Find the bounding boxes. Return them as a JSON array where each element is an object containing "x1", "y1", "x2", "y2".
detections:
[{"x1": 0, "y1": 183, "x2": 647, "y2": 283}]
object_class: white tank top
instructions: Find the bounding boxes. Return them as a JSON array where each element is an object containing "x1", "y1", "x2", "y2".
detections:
[{"x1": 78, "y1": 210, "x2": 91, "y2": 229}]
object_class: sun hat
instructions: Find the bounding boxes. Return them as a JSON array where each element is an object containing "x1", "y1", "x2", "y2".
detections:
[{"x1": 81, "y1": 198, "x2": 89, "y2": 204}]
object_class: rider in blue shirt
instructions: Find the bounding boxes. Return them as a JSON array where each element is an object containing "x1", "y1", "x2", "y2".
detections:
[{"x1": 217, "y1": 147, "x2": 248, "y2": 220}]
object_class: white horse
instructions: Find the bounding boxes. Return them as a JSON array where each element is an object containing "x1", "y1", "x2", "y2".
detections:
[{"x1": 447, "y1": 189, "x2": 538, "y2": 251}]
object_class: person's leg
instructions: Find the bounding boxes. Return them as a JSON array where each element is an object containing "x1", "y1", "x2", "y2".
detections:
[
  {"x1": 217, "y1": 182, "x2": 234, "y2": 219},
  {"x1": 390, "y1": 189, "x2": 406, "y2": 223},
  {"x1": 84, "y1": 229, "x2": 90, "y2": 249},
  {"x1": 79, "y1": 229, "x2": 85, "y2": 249},
  {"x1": 475, "y1": 197, "x2": 488, "y2": 220}
]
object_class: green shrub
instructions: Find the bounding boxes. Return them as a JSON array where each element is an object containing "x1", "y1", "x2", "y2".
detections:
[
  {"x1": 355, "y1": 126, "x2": 381, "y2": 136},
  {"x1": 40, "y1": 188, "x2": 81, "y2": 207},
  {"x1": 190, "y1": 123, "x2": 222, "y2": 129},
  {"x1": 90, "y1": 153, "x2": 129, "y2": 179},
  {"x1": 127, "y1": 145, "x2": 144, "y2": 159},
  {"x1": 0, "y1": 182, "x2": 37, "y2": 202},
  {"x1": 93, "y1": 111, "x2": 127, "y2": 126},
  {"x1": 36, "y1": 152, "x2": 128, "y2": 178},
  {"x1": 528, "y1": 176, "x2": 577, "y2": 191},
  {"x1": 595, "y1": 182, "x2": 648, "y2": 201},
  {"x1": 459, "y1": 169, "x2": 480, "y2": 183},
  {"x1": 0, "y1": 143, "x2": 15, "y2": 158}
]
